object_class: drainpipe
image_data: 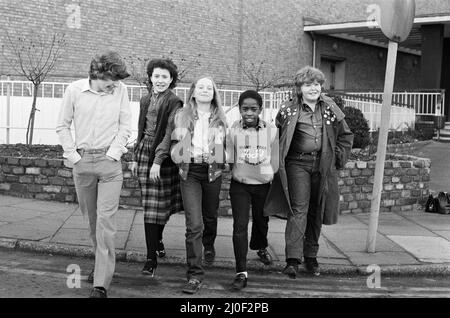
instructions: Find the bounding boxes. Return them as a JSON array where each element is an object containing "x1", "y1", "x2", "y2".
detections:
[{"x1": 309, "y1": 31, "x2": 317, "y2": 67}]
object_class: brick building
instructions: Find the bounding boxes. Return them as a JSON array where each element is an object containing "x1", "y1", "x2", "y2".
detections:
[{"x1": 1, "y1": 0, "x2": 450, "y2": 105}]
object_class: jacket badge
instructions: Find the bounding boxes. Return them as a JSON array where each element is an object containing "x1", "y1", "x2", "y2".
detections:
[{"x1": 323, "y1": 106, "x2": 336, "y2": 125}]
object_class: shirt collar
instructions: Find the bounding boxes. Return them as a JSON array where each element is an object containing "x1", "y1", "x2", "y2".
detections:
[
  {"x1": 300, "y1": 95, "x2": 324, "y2": 112},
  {"x1": 82, "y1": 78, "x2": 116, "y2": 95},
  {"x1": 239, "y1": 118, "x2": 265, "y2": 130},
  {"x1": 152, "y1": 89, "x2": 170, "y2": 99},
  {"x1": 81, "y1": 79, "x2": 92, "y2": 92}
]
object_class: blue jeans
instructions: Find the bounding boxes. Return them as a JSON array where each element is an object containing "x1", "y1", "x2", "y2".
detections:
[
  {"x1": 180, "y1": 163, "x2": 222, "y2": 280},
  {"x1": 230, "y1": 179, "x2": 270, "y2": 273},
  {"x1": 285, "y1": 155, "x2": 322, "y2": 262}
]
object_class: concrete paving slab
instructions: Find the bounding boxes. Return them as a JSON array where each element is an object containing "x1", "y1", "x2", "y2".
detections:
[
  {"x1": 354, "y1": 213, "x2": 437, "y2": 236},
  {"x1": 401, "y1": 214, "x2": 450, "y2": 232},
  {"x1": 216, "y1": 217, "x2": 234, "y2": 236},
  {"x1": 0, "y1": 215, "x2": 63, "y2": 238},
  {"x1": 318, "y1": 257, "x2": 352, "y2": 266},
  {"x1": 132, "y1": 213, "x2": 145, "y2": 225},
  {"x1": 115, "y1": 214, "x2": 135, "y2": 232},
  {"x1": 346, "y1": 251, "x2": 420, "y2": 266},
  {"x1": 60, "y1": 215, "x2": 89, "y2": 229},
  {"x1": 0, "y1": 223, "x2": 56, "y2": 241},
  {"x1": 0, "y1": 207, "x2": 48, "y2": 223},
  {"x1": 387, "y1": 235, "x2": 450, "y2": 263},
  {"x1": 435, "y1": 231, "x2": 450, "y2": 241},
  {"x1": 321, "y1": 228, "x2": 405, "y2": 252},
  {"x1": 214, "y1": 234, "x2": 237, "y2": 259},
  {"x1": 267, "y1": 232, "x2": 284, "y2": 259},
  {"x1": 12, "y1": 200, "x2": 78, "y2": 213},
  {"x1": 0, "y1": 195, "x2": 27, "y2": 206},
  {"x1": 61, "y1": 212, "x2": 135, "y2": 231},
  {"x1": 166, "y1": 213, "x2": 186, "y2": 227},
  {"x1": 125, "y1": 224, "x2": 146, "y2": 251},
  {"x1": 267, "y1": 218, "x2": 286, "y2": 233},
  {"x1": 319, "y1": 237, "x2": 348, "y2": 259},
  {"x1": 334, "y1": 215, "x2": 368, "y2": 229},
  {"x1": 159, "y1": 225, "x2": 187, "y2": 250},
  {"x1": 163, "y1": 248, "x2": 187, "y2": 260},
  {"x1": 355, "y1": 212, "x2": 405, "y2": 223},
  {"x1": 49, "y1": 228, "x2": 129, "y2": 249}
]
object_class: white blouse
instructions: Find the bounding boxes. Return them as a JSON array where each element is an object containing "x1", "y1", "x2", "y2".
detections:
[{"x1": 191, "y1": 109, "x2": 211, "y2": 158}]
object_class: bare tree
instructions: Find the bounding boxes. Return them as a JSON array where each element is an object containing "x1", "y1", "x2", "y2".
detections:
[
  {"x1": 125, "y1": 52, "x2": 202, "y2": 92},
  {"x1": 241, "y1": 59, "x2": 290, "y2": 92},
  {"x1": 1, "y1": 29, "x2": 66, "y2": 145},
  {"x1": 123, "y1": 54, "x2": 151, "y2": 92},
  {"x1": 163, "y1": 52, "x2": 202, "y2": 84}
]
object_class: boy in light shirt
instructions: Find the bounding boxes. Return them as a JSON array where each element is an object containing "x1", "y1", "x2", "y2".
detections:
[{"x1": 226, "y1": 90, "x2": 279, "y2": 290}]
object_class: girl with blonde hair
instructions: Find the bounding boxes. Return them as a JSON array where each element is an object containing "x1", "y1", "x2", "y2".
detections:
[{"x1": 171, "y1": 76, "x2": 226, "y2": 294}]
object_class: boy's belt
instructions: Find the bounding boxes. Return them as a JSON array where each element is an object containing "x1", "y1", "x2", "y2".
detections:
[{"x1": 77, "y1": 147, "x2": 109, "y2": 156}]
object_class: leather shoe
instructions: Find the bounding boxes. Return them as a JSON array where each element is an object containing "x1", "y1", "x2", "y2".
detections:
[
  {"x1": 231, "y1": 273, "x2": 248, "y2": 291},
  {"x1": 304, "y1": 257, "x2": 320, "y2": 276},
  {"x1": 142, "y1": 259, "x2": 157, "y2": 277},
  {"x1": 257, "y1": 248, "x2": 273, "y2": 265},
  {"x1": 156, "y1": 240, "x2": 166, "y2": 258},
  {"x1": 204, "y1": 248, "x2": 215, "y2": 266},
  {"x1": 182, "y1": 278, "x2": 202, "y2": 294},
  {"x1": 282, "y1": 264, "x2": 298, "y2": 279},
  {"x1": 89, "y1": 287, "x2": 107, "y2": 298}
]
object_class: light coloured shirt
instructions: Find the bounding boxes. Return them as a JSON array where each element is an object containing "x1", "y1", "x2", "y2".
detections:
[
  {"x1": 226, "y1": 119, "x2": 279, "y2": 184},
  {"x1": 191, "y1": 109, "x2": 211, "y2": 158},
  {"x1": 56, "y1": 78, "x2": 132, "y2": 164}
]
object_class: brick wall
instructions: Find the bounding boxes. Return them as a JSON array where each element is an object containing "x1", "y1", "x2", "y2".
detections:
[
  {"x1": 0, "y1": 153, "x2": 430, "y2": 215},
  {"x1": 339, "y1": 154, "x2": 430, "y2": 214},
  {"x1": 315, "y1": 35, "x2": 422, "y2": 91},
  {"x1": 1, "y1": 0, "x2": 448, "y2": 89}
]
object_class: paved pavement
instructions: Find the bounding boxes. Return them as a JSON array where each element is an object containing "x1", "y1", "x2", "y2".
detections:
[
  {"x1": 1, "y1": 141, "x2": 450, "y2": 276},
  {"x1": 1, "y1": 194, "x2": 450, "y2": 275}
]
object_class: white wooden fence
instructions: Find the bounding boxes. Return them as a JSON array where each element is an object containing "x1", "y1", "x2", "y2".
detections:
[{"x1": 0, "y1": 80, "x2": 444, "y2": 144}]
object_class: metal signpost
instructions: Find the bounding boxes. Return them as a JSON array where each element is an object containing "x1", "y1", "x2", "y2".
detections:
[{"x1": 366, "y1": 0, "x2": 416, "y2": 252}]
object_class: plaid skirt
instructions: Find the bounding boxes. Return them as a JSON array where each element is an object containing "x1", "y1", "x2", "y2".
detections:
[{"x1": 136, "y1": 135, "x2": 183, "y2": 225}]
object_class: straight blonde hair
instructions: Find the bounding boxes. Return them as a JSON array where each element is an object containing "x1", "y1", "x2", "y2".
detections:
[{"x1": 174, "y1": 76, "x2": 226, "y2": 144}]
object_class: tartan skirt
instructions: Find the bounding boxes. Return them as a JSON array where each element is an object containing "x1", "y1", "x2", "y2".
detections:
[{"x1": 136, "y1": 135, "x2": 183, "y2": 225}]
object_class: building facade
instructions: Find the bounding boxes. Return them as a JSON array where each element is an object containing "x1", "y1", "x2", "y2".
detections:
[{"x1": 0, "y1": 0, "x2": 449, "y2": 104}]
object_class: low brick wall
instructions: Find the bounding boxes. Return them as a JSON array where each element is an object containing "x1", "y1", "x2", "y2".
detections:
[
  {"x1": 339, "y1": 154, "x2": 430, "y2": 214},
  {"x1": 0, "y1": 154, "x2": 430, "y2": 215}
]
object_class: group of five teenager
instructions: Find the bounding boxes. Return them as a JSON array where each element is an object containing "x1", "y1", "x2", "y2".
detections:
[{"x1": 57, "y1": 52, "x2": 353, "y2": 298}]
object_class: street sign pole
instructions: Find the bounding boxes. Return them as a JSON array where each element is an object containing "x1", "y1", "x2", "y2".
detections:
[
  {"x1": 366, "y1": 41, "x2": 398, "y2": 252},
  {"x1": 365, "y1": 0, "x2": 415, "y2": 253}
]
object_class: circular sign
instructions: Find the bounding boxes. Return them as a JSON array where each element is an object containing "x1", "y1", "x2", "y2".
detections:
[{"x1": 379, "y1": 0, "x2": 415, "y2": 42}]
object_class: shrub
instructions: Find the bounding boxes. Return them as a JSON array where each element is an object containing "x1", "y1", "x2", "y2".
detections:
[
  {"x1": 328, "y1": 94, "x2": 345, "y2": 111},
  {"x1": 342, "y1": 106, "x2": 371, "y2": 149}
]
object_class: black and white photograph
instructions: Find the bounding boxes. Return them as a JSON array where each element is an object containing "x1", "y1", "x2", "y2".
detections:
[{"x1": 1, "y1": 0, "x2": 450, "y2": 307}]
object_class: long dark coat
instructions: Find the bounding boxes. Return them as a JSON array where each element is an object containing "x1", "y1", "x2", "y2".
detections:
[{"x1": 263, "y1": 94, "x2": 353, "y2": 225}]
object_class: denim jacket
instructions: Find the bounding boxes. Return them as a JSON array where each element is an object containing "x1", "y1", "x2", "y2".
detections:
[{"x1": 170, "y1": 119, "x2": 226, "y2": 182}]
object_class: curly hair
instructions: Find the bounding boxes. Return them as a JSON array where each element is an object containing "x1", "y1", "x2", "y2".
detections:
[
  {"x1": 89, "y1": 51, "x2": 130, "y2": 80},
  {"x1": 146, "y1": 58, "x2": 179, "y2": 89},
  {"x1": 294, "y1": 66, "x2": 326, "y2": 87}
]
